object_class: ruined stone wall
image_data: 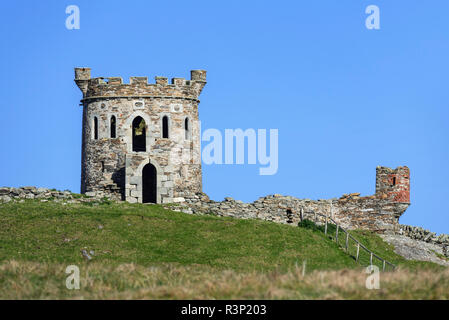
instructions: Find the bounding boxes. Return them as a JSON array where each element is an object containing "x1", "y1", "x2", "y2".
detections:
[
  {"x1": 75, "y1": 68, "x2": 205, "y2": 203},
  {"x1": 171, "y1": 166, "x2": 411, "y2": 234},
  {"x1": 0, "y1": 187, "x2": 115, "y2": 203},
  {"x1": 178, "y1": 192, "x2": 408, "y2": 234}
]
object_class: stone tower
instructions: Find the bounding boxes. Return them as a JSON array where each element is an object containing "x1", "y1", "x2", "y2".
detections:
[
  {"x1": 375, "y1": 166, "x2": 410, "y2": 203},
  {"x1": 74, "y1": 67, "x2": 207, "y2": 203}
]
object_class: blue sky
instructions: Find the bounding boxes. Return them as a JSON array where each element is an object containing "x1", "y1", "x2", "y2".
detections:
[{"x1": 0, "y1": 1, "x2": 448, "y2": 234}]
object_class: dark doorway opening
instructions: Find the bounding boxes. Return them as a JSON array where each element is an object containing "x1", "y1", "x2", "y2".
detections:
[
  {"x1": 142, "y1": 163, "x2": 157, "y2": 203},
  {"x1": 132, "y1": 116, "x2": 146, "y2": 152}
]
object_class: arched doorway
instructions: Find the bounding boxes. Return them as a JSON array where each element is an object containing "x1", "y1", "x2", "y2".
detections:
[
  {"x1": 132, "y1": 116, "x2": 146, "y2": 152},
  {"x1": 142, "y1": 163, "x2": 157, "y2": 203}
]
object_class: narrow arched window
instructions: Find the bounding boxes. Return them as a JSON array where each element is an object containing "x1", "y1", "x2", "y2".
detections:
[
  {"x1": 132, "y1": 116, "x2": 146, "y2": 152},
  {"x1": 110, "y1": 116, "x2": 116, "y2": 138},
  {"x1": 93, "y1": 117, "x2": 98, "y2": 140},
  {"x1": 184, "y1": 118, "x2": 190, "y2": 140},
  {"x1": 162, "y1": 115, "x2": 169, "y2": 138}
]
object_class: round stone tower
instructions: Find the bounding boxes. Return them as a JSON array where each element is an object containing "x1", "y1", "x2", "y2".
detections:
[{"x1": 74, "y1": 67, "x2": 207, "y2": 203}]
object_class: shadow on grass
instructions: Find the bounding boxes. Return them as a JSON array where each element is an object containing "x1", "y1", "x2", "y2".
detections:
[{"x1": 298, "y1": 219, "x2": 338, "y2": 240}]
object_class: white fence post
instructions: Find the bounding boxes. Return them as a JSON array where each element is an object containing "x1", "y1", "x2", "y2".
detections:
[{"x1": 324, "y1": 215, "x2": 328, "y2": 235}]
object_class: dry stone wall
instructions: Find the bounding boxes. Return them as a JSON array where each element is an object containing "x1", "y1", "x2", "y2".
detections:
[
  {"x1": 0, "y1": 187, "x2": 111, "y2": 203},
  {"x1": 398, "y1": 224, "x2": 449, "y2": 247}
]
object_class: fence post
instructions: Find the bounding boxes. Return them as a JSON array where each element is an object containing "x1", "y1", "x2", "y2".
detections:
[
  {"x1": 345, "y1": 232, "x2": 349, "y2": 252},
  {"x1": 324, "y1": 215, "x2": 328, "y2": 235},
  {"x1": 330, "y1": 200, "x2": 333, "y2": 220},
  {"x1": 302, "y1": 212, "x2": 394, "y2": 271}
]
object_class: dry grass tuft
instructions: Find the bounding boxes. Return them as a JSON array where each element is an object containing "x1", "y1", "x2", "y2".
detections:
[{"x1": 0, "y1": 260, "x2": 448, "y2": 300}]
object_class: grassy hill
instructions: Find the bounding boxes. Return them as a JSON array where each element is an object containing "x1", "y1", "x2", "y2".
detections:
[{"x1": 0, "y1": 199, "x2": 447, "y2": 299}]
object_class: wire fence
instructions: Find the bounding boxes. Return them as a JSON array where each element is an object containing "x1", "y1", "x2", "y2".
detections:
[{"x1": 304, "y1": 210, "x2": 396, "y2": 272}]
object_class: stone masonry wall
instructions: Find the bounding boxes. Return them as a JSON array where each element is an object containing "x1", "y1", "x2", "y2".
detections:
[
  {"x1": 169, "y1": 166, "x2": 411, "y2": 234},
  {"x1": 176, "y1": 191, "x2": 408, "y2": 234}
]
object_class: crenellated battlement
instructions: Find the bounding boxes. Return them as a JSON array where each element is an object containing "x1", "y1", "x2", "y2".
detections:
[{"x1": 74, "y1": 68, "x2": 207, "y2": 101}]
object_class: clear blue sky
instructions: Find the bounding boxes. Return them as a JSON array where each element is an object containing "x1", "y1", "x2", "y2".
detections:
[{"x1": 1, "y1": 1, "x2": 448, "y2": 234}]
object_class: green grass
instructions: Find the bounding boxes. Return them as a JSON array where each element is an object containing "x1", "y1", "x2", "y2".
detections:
[
  {"x1": 0, "y1": 200, "x2": 441, "y2": 272},
  {"x1": 0, "y1": 200, "x2": 446, "y2": 299}
]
